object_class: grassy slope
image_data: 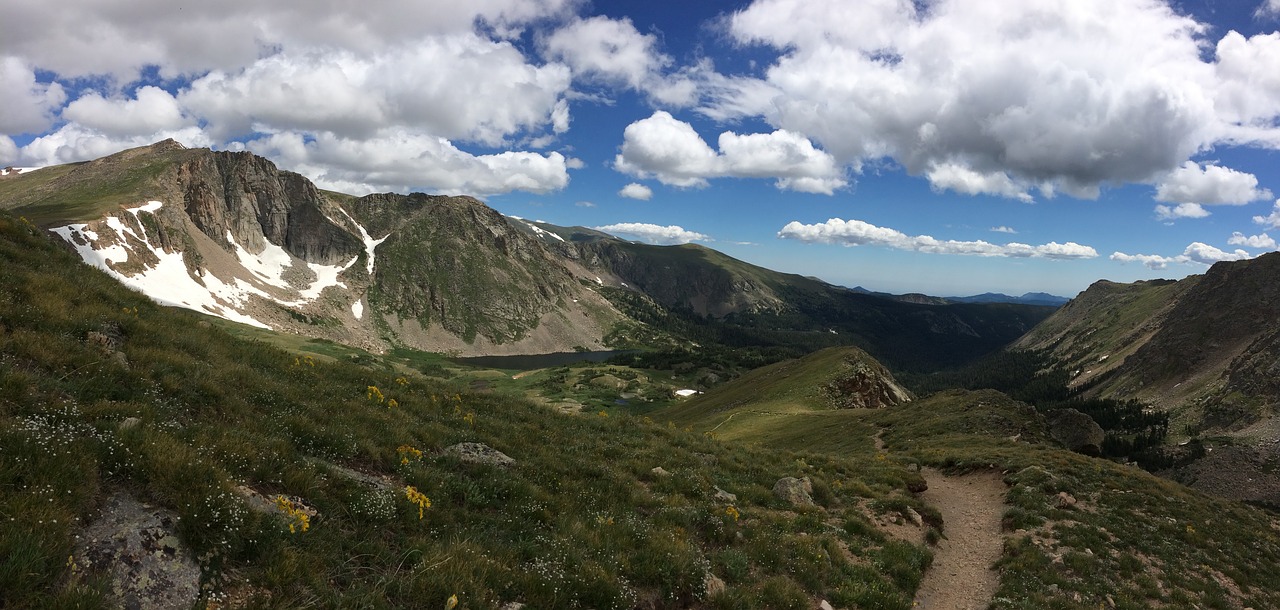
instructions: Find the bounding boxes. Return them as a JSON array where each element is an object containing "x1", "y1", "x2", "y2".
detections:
[
  {"x1": 0, "y1": 145, "x2": 193, "y2": 226},
  {"x1": 0, "y1": 214, "x2": 935, "y2": 610},
  {"x1": 660, "y1": 352, "x2": 1280, "y2": 609}
]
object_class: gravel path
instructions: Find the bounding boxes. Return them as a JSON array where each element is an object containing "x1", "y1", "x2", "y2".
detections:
[{"x1": 912, "y1": 468, "x2": 1007, "y2": 610}]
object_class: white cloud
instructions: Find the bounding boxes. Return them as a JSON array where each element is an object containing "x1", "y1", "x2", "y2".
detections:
[
  {"x1": 543, "y1": 16, "x2": 669, "y2": 90},
  {"x1": 1155, "y1": 161, "x2": 1272, "y2": 205},
  {"x1": 180, "y1": 37, "x2": 571, "y2": 145},
  {"x1": 1228, "y1": 231, "x2": 1277, "y2": 249},
  {"x1": 62, "y1": 86, "x2": 191, "y2": 137},
  {"x1": 12, "y1": 123, "x2": 213, "y2": 167},
  {"x1": 1254, "y1": 200, "x2": 1280, "y2": 229},
  {"x1": 1109, "y1": 252, "x2": 1182, "y2": 270},
  {"x1": 615, "y1": 111, "x2": 847, "y2": 194},
  {"x1": 0, "y1": 57, "x2": 66, "y2": 134},
  {"x1": 777, "y1": 218, "x2": 1097, "y2": 259},
  {"x1": 575, "y1": 200, "x2": 596, "y2": 207},
  {"x1": 618, "y1": 183, "x2": 653, "y2": 200},
  {"x1": 1259, "y1": 0, "x2": 1280, "y2": 18},
  {"x1": 245, "y1": 130, "x2": 570, "y2": 197},
  {"x1": 1182, "y1": 242, "x2": 1253, "y2": 264},
  {"x1": 1213, "y1": 31, "x2": 1280, "y2": 131},
  {"x1": 1155, "y1": 203, "x2": 1211, "y2": 221},
  {"x1": 0, "y1": 0, "x2": 576, "y2": 81},
  {"x1": 990, "y1": 226, "x2": 1017, "y2": 234},
  {"x1": 925, "y1": 163, "x2": 1033, "y2": 202},
  {"x1": 595, "y1": 222, "x2": 710, "y2": 245},
  {"x1": 1112, "y1": 241, "x2": 1255, "y2": 269},
  {"x1": 708, "y1": 0, "x2": 1280, "y2": 200}
]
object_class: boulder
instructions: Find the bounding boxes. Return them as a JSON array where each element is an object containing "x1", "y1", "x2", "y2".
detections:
[
  {"x1": 1046, "y1": 408, "x2": 1106, "y2": 456},
  {"x1": 713, "y1": 487, "x2": 737, "y2": 503},
  {"x1": 773, "y1": 476, "x2": 815, "y2": 507},
  {"x1": 703, "y1": 572, "x2": 726, "y2": 598},
  {"x1": 444, "y1": 442, "x2": 516, "y2": 468},
  {"x1": 650, "y1": 466, "x2": 671, "y2": 477}
]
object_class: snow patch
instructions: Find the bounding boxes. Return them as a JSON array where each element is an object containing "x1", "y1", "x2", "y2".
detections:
[
  {"x1": 351, "y1": 299, "x2": 364, "y2": 319},
  {"x1": 524, "y1": 220, "x2": 565, "y2": 243},
  {"x1": 338, "y1": 208, "x2": 389, "y2": 274},
  {"x1": 2, "y1": 166, "x2": 44, "y2": 175},
  {"x1": 53, "y1": 201, "x2": 272, "y2": 329},
  {"x1": 674, "y1": 389, "x2": 701, "y2": 397}
]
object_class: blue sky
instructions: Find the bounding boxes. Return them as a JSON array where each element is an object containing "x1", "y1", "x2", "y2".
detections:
[{"x1": 3, "y1": 0, "x2": 1280, "y2": 297}]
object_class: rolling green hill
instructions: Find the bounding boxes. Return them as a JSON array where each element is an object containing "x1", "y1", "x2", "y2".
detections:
[{"x1": 658, "y1": 347, "x2": 1280, "y2": 609}]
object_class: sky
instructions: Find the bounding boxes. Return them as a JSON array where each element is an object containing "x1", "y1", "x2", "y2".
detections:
[{"x1": 3, "y1": 0, "x2": 1280, "y2": 298}]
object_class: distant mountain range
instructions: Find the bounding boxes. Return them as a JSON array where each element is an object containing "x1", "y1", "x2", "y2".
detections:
[{"x1": 849, "y1": 286, "x2": 1070, "y2": 307}]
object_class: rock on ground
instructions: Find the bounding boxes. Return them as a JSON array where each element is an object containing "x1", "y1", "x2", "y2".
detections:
[
  {"x1": 74, "y1": 492, "x2": 201, "y2": 610},
  {"x1": 444, "y1": 442, "x2": 516, "y2": 468}
]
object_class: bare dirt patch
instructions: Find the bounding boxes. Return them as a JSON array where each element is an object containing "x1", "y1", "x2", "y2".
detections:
[{"x1": 913, "y1": 469, "x2": 1007, "y2": 610}]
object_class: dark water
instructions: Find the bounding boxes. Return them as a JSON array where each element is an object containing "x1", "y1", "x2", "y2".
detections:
[{"x1": 452, "y1": 350, "x2": 634, "y2": 370}]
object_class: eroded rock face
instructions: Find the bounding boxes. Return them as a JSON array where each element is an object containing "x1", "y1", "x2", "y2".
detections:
[
  {"x1": 74, "y1": 492, "x2": 200, "y2": 610},
  {"x1": 1046, "y1": 408, "x2": 1106, "y2": 456}
]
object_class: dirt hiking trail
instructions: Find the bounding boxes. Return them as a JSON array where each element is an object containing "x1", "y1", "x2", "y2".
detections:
[{"x1": 912, "y1": 468, "x2": 1007, "y2": 610}]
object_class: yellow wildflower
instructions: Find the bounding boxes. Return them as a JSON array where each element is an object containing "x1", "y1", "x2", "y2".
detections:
[
  {"x1": 725, "y1": 505, "x2": 740, "y2": 522},
  {"x1": 387, "y1": 398, "x2": 399, "y2": 409},
  {"x1": 405, "y1": 486, "x2": 432, "y2": 519},
  {"x1": 445, "y1": 594, "x2": 459, "y2": 610},
  {"x1": 274, "y1": 495, "x2": 311, "y2": 533},
  {"x1": 395, "y1": 376, "x2": 409, "y2": 385},
  {"x1": 367, "y1": 385, "x2": 384, "y2": 403}
]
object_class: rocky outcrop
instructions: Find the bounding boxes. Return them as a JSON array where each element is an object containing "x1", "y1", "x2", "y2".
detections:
[
  {"x1": 74, "y1": 493, "x2": 200, "y2": 610},
  {"x1": 820, "y1": 353, "x2": 913, "y2": 409},
  {"x1": 1046, "y1": 408, "x2": 1105, "y2": 455}
]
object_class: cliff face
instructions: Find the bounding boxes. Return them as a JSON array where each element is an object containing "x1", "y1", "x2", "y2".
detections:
[{"x1": 175, "y1": 150, "x2": 362, "y2": 265}]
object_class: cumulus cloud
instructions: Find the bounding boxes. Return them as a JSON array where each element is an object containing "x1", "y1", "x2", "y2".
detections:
[
  {"x1": 1228, "y1": 231, "x2": 1277, "y2": 249},
  {"x1": 179, "y1": 36, "x2": 571, "y2": 146},
  {"x1": 708, "y1": 0, "x2": 1280, "y2": 200},
  {"x1": 615, "y1": 111, "x2": 846, "y2": 194},
  {"x1": 245, "y1": 130, "x2": 570, "y2": 196},
  {"x1": 0, "y1": 2, "x2": 581, "y2": 198},
  {"x1": 0, "y1": 57, "x2": 66, "y2": 134},
  {"x1": 990, "y1": 226, "x2": 1017, "y2": 234},
  {"x1": 62, "y1": 86, "x2": 191, "y2": 137},
  {"x1": 1155, "y1": 161, "x2": 1272, "y2": 205},
  {"x1": 1155, "y1": 203, "x2": 1212, "y2": 221},
  {"x1": 1259, "y1": 0, "x2": 1280, "y2": 18},
  {"x1": 777, "y1": 218, "x2": 1097, "y2": 259},
  {"x1": 1254, "y1": 200, "x2": 1280, "y2": 229},
  {"x1": 618, "y1": 183, "x2": 653, "y2": 200},
  {"x1": 1112, "y1": 242, "x2": 1255, "y2": 269},
  {"x1": 543, "y1": 16, "x2": 669, "y2": 89},
  {"x1": 12, "y1": 123, "x2": 213, "y2": 167},
  {"x1": 0, "y1": 0, "x2": 576, "y2": 81},
  {"x1": 594, "y1": 222, "x2": 710, "y2": 245}
]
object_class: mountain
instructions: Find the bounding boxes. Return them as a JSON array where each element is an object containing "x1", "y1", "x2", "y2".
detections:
[
  {"x1": 0, "y1": 141, "x2": 624, "y2": 356},
  {"x1": 1014, "y1": 257, "x2": 1280, "y2": 504},
  {"x1": 948, "y1": 292, "x2": 1070, "y2": 307},
  {"x1": 511, "y1": 220, "x2": 1056, "y2": 372},
  {"x1": 2, "y1": 141, "x2": 1052, "y2": 371}
]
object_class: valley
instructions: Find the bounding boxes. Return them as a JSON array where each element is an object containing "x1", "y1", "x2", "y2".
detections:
[{"x1": 5, "y1": 143, "x2": 1280, "y2": 609}]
